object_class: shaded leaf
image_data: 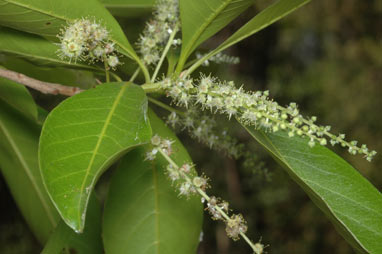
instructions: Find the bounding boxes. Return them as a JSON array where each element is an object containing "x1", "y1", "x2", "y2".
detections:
[
  {"x1": 100, "y1": 0, "x2": 154, "y2": 17},
  {"x1": 39, "y1": 82, "x2": 152, "y2": 232},
  {"x1": 244, "y1": 126, "x2": 382, "y2": 254},
  {"x1": 0, "y1": 76, "x2": 38, "y2": 120},
  {"x1": 0, "y1": 27, "x2": 100, "y2": 71},
  {"x1": 203, "y1": 0, "x2": 310, "y2": 63},
  {"x1": 41, "y1": 195, "x2": 103, "y2": 254},
  {"x1": 103, "y1": 109, "x2": 203, "y2": 254},
  {"x1": 37, "y1": 106, "x2": 49, "y2": 124},
  {"x1": 0, "y1": 0, "x2": 139, "y2": 61},
  {"x1": 0, "y1": 100, "x2": 59, "y2": 244},
  {"x1": 177, "y1": 0, "x2": 254, "y2": 71}
]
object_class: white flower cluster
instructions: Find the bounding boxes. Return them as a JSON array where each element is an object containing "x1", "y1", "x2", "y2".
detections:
[
  {"x1": 145, "y1": 134, "x2": 174, "y2": 160},
  {"x1": 166, "y1": 109, "x2": 243, "y2": 158},
  {"x1": 226, "y1": 214, "x2": 248, "y2": 241},
  {"x1": 148, "y1": 134, "x2": 263, "y2": 253},
  {"x1": 205, "y1": 196, "x2": 249, "y2": 241},
  {"x1": 147, "y1": 135, "x2": 209, "y2": 197},
  {"x1": 58, "y1": 18, "x2": 120, "y2": 67},
  {"x1": 138, "y1": 0, "x2": 180, "y2": 65},
  {"x1": 165, "y1": 109, "x2": 272, "y2": 181},
  {"x1": 196, "y1": 52, "x2": 240, "y2": 66},
  {"x1": 159, "y1": 75, "x2": 377, "y2": 161}
]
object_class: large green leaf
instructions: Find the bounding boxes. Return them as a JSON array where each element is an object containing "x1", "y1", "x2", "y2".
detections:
[
  {"x1": 0, "y1": 100, "x2": 59, "y2": 244},
  {"x1": 0, "y1": 0, "x2": 139, "y2": 61},
  {"x1": 0, "y1": 76, "x2": 38, "y2": 120},
  {"x1": 244, "y1": 126, "x2": 382, "y2": 254},
  {"x1": 39, "y1": 82, "x2": 152, "y2": 233},
  {"x1": 0, "y1": 27, "x2": 100, "y2": 71},
  {"x1": 103, "y1": 109, "x2": 203, "y2": 254},
  {"x1": 100, "y1": 0, "x2": 154, "y2": 17},
  {"x1": 42, "y1": 195, "x2": 103, "y2": 254},
  {"x1": 187, "y1": 0, "x2": 311, "y2": 74},
  {"x1": 177, "y1": 0, "x2": 254, "y2": 71}
]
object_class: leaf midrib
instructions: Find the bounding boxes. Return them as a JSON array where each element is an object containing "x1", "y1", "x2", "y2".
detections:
[
  {"x1": 0, "y1": 119, "x2": 57, "y2": 227},
  {"x1": 182, "y1": 0, "x2": 232, "y2": 59},
  {"x1": 77, "y1": 83, "x2": 128, "y2": 226},
  {"x1": 252, "y1": 129, "x2": 369, "y2": 252}
]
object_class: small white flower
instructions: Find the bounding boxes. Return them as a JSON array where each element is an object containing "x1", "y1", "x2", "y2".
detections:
[{"x1": 107, "y1": 55, "x2": 119, "y2": 67}]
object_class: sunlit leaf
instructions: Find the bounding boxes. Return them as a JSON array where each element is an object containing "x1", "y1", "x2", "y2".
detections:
[{"x1": 39, "y1": 82, "x2": 152, "y2": 232}]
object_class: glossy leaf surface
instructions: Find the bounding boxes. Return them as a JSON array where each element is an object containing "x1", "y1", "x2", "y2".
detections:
[
  {"x1": 103, "y1": 110, "x2": 203, "y2": 254},
  {"x1": 39, "y1": 82, "x2": 152, "y2": 232},
  {"x1": 177, "y1": 0, "x2": 254, "y2": 70},
  {"x1": 245, "y1": 127, "x2": 382, "y2": 254},
  {"x1": 0, "y1": 101, "x2": 59, "y2": 244}
]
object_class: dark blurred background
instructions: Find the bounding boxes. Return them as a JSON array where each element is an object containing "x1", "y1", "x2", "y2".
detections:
[
  {"x1": 194, "y1": 1, "x2": 381, "y2": 253},
  {"x1": 0, "y1": 0, "x2": 381, "y2": 253}
]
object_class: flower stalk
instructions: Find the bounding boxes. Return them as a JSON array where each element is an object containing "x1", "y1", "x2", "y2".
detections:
[
  {"x1": 156, "y1": 75, "x2": 376, "y2": 161},
  {"x1": 147, "y1": 135, "x2": 264, "y2": 254}
]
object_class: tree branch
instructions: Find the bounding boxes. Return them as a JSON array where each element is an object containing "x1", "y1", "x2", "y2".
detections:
[{"x1": 0, "y1": 68, "x2": 83, "y2": 96}]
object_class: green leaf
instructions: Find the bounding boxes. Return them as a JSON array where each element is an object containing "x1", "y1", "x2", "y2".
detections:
[
  {"x1": 0, "y1": 100, "x2": 59, "y2": 244},
  {"x1": 42, "y1": 195, "x2": 103, "y2": 254},
  {"x1": 244, "y1": 127, "x2": 382, "y2": 254},
  {"x1": 0, "y1": 0, "x2": 140, "y2": 62},
  {"x1": 100, "y1": 0, "x2": 155, "y2": 17},
  {"x1": 187, "y1": 0, "x2": 310, "y2": 74},
  {"x1": 103, "y1": 109, "x2": 203, "y2": 254},
  {"x1": 39, "y1": 82, "x2": 152, "y2": 233},
  {"x1": 0, "y1": 76, "x2": 38, "y2": 120},
  {"x1": 0, "y1": 27, "x2": 100, "y2": 71},
  {"x1": 177, "y1": 0, "x2": 254, "y2": 71},
  {"x1": 210, "y1": 0, "x2": 310, "y2": 61}
]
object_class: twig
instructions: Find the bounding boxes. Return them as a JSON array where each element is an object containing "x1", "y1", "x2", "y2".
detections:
[
  {"x1": 147, "y1": 96, "x2": 185, "y2": 116},
  {"x1": 103, "y1": 54, "x2": 110, "y2": 83},
  {"x1": 157, "y1": 148, "x2": 259, "y2": 253},
  {"x1": 151, "y1": 25, "x2": 178, "y2": 83},
  {"x1": 0, "y1": 68, "x2": 83, "y2": 96},
  {"x1": 129, "y1": 68, "x2": 140, "y2": 82}
]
